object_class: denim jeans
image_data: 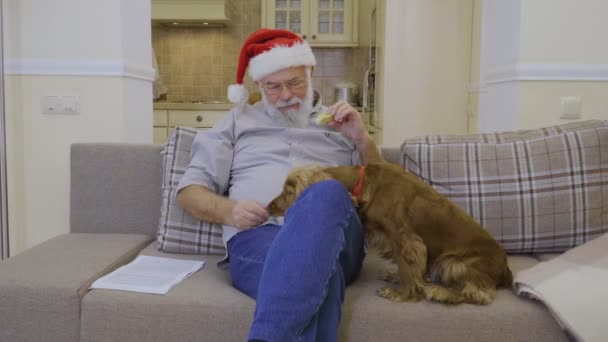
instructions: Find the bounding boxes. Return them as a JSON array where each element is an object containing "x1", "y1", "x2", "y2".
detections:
[{"x1": 227, "y1": 180, "x2": 365, "y2": 342}]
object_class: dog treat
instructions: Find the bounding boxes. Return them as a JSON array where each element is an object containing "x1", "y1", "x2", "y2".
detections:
[{"x1": 315, "y1": 113, "x2": 334, "y2": 125}]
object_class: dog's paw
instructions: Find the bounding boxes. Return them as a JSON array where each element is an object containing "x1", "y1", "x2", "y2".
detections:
[
  {"x1": 378, "y1": 270, "x2": 399, "y2": 284},
  {"x1": 376, "y1": 286, "x2": 423, "y2": 302}
]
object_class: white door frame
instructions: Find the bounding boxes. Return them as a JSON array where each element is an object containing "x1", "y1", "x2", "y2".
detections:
[{"x1": 0, "y1": 0, "x2": 10, "y2": 260}]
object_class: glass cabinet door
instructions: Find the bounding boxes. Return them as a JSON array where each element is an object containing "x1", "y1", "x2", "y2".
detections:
[
  {"x1": 263, "y1": 0, "x2": 357, "y2": 47},
  {"x1": 310, "y1": 0, "x2": 352, "y2": 44},
  {"x1": 316, "y1": 0, "x2": 343, "y2": 34},
  {"x1": 272, "y1": 0, "x2": 306, "y2": 36}
]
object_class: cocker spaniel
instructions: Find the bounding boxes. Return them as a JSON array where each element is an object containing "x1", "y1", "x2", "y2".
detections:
[{"x1": 267, "y1": 162, "x2": 513, "y2": 305}]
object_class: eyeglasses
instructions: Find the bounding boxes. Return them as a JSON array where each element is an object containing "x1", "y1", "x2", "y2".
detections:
[{"x1": 261, "y1": 77, "x2": 307, "y2": 95}]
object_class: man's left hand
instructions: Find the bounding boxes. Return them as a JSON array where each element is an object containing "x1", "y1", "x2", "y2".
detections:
[{"x1": 326, "y1": 101, "x2": 369, "y2": 145}]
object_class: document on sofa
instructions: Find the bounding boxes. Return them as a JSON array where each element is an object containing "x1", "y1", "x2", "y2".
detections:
[
  {"x1": 514, "y1": 233, "x2": 608, "y2": 342},
  {"x1": 90, "y1": 255, "x2": 205, "y2": 295}
]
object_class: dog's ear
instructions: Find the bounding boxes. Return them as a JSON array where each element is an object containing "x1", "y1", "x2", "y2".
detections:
[{"x1": 292, "y1": 168, "x2": 315, "y2": 194}]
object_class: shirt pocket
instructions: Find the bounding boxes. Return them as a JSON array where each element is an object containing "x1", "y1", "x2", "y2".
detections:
[{"x1": 323, "y1": 131, "x2": 356, "y2": 151}]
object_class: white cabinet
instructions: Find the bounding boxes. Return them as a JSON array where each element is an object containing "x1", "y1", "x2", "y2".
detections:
[
  {"x1": 262, "y1": 0, "x2": 358, "y2": 47},
  {"x1": 153, "y1": 110, "x2": 170, "y2": 145},
  {"x1": 151, "y1": 0, "x2": 235, "y2": 26},
  {"x1": 153, "y1": 109, "x2": 228, "y2": 144},
  {"x1": 167, "y1": 110, "x2": 227, "y2": 128}
]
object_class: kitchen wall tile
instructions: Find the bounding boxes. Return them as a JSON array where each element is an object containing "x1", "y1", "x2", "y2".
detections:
[{"x1": 323, "y1": 65, "x2": 347, "y2": 77}]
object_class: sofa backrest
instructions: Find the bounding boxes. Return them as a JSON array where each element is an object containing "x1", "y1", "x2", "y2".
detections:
[
  {"x1": 69, "y1": 143, "x2": 400, "y2": 236},
  {"x1": 381, "y1": 147, "x2": 401, "y2": 165},
  {"x1": 70, "y1": 143, "x2": 164, "y2": 237}
]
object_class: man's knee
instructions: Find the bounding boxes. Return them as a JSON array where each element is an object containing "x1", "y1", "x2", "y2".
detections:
[{"x1": 288, "y1": 179, "x2": 358, "y2": 235}]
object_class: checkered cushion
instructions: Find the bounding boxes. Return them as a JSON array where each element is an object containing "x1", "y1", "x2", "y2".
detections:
[
  {"x1": 156, "y1": 127, "x2": 225, "y2": 255},
  {"x1": 401, "y1": 120, "x2": 608, "y2": 253}
]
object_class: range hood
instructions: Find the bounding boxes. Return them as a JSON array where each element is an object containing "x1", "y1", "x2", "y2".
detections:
[{"x1": 151, "y1": 0, "x2": 235, "y2": 27}]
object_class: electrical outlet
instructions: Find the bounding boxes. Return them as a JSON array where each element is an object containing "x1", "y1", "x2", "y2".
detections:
[
  {"x1": 560, "y1": 96, "x2": 582, "y2": 120},
  {"x1": 61, "y1": 96, "x2": 79, "y2": 114}
]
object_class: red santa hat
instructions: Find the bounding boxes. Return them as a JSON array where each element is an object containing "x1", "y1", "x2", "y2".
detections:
[{"x1": 227, "y1": 28, "x2": 316, "y2": 104}]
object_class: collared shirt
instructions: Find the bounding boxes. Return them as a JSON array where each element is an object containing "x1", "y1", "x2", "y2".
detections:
[{"x1": 177, "y1": 94, "x2": 361, "y2": 249}]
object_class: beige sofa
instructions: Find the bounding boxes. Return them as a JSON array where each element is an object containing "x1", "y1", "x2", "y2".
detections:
[{"x1": 0, "y1": 143, "x2": 568, "y2": 342}]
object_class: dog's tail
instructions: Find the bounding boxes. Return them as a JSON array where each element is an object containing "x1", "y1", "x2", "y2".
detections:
[
  {"x1": 424, "y1": 282, "x2": 497, "y2": 305},
  {"x1": 427, "y1": 253, "x2": 499, "y2": 305},
  {"x1": 424, "y1": 284, "x2": 465, "y2": 305}
]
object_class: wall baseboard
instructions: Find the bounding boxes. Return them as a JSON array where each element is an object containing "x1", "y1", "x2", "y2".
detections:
[
  {"x1": 4, "y1": 59, "x2": 155, "y2": 82},
  {"x1": 485, "y1": 64, "x2": 608, "y2": 84}
]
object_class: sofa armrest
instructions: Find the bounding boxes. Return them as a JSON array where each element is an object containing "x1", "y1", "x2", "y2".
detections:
[
  {"x1": 70, "y1": 143, "x2": 163, "y2": 236},
  {"x1": 0, "y1": 233, "x2": 152, "y2": 342}
]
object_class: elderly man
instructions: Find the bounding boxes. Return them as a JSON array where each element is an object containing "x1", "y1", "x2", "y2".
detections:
[{"x1": 177, "y1": 29, "x2": 383, "y2": 342}]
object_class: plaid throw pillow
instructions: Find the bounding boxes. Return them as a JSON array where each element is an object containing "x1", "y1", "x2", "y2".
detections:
[
  {"x1": 156, "y1": 127, "x2": 225, "y2": 255},
  {"x1": 401, "y1": 120, "x2": 608, "y2": 254}
]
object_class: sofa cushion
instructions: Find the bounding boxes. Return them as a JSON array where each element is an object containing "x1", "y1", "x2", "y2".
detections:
[
  {"x1": 70, "y1": 143, "x2": 163, "y2": 236},
  {"x1": 401, "y1": 120, "x2": 608, "y2": 253},
  {"x1": 156, "y1": 127, "x2": 225, "y2": 255},
  {"x1": 0, "y1": 233, "x2": 152, "y2": 342},
  {"x1": 79, "y1": 242, "x2": 567, "y2": 342},
  {"x1": 81, "y1": 245, "x2": 250, "y2": 342}
]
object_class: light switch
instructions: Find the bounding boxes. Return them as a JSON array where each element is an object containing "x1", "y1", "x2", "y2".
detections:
[
  {"x1": 560, "y1": 96, "x2": 582, "y2": 119},
  {"x1": 43, "y1": 96, "x2": 61, "y2": 114}
]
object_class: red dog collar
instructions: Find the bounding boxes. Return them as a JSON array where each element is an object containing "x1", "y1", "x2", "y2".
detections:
[{"x1": 352, "y1": 165, "x2": 366, "y2": 199}]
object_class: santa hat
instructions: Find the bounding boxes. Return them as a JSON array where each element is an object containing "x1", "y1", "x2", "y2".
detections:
[{"x1": 228, "y1": 28, "x2": 316, "y2": 104}]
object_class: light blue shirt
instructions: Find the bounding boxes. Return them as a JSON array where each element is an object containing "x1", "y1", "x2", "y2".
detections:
[{"x1": 177, "y1": 95, "x2": 361, "y2": 248}]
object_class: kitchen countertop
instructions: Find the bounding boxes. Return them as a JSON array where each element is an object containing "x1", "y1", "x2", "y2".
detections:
[
  {"x1": 154, "y1": 102, "x2": 234, "y2": 111},
  {"x1": 154, "y1": 102, "x2": 365, "y2": 112}
]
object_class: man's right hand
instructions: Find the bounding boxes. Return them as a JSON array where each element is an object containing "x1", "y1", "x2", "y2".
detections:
[
  {"x1": 178, "y1": 186, "x2": 269, "y2": 230},
  {"x1": 230, "y1": 200, "x2": 269, "y2": 229}
]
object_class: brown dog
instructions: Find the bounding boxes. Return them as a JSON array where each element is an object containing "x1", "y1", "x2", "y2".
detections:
[{"x1": 267, "y1": 162, "x2": 513, "y2": 305}]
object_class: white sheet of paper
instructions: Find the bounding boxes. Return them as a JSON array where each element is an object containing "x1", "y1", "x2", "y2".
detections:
[{"x1": 90, "y1": 255, "x2": 205, "y2": 295}]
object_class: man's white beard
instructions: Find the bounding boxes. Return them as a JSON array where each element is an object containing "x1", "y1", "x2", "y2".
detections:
[{"x1": 261, "y1": 82, "x2": 314, "y2": 129}]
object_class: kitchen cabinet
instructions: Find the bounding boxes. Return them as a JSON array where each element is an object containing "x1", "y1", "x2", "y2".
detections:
[
  {"x1": 151, "y1": 0, "x2": 235, "y2": 26},
  {"x1": 153, "y1": 109, "x2": 228, "y2": 144},
  {"x1": 153, "y1": 110, "x2": 169, "y2": 144},
  {"x1": 262, "y1": 0, "x2": 358, "y2": 47}
]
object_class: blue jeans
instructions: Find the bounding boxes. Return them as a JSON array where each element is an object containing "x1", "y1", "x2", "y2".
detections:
[{"x1": 228, "y1": 180, "x2": 365, "y2": 342}]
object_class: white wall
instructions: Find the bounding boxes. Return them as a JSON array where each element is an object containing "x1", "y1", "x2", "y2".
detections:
[
  {"x1": 5, "y1": 1, "x2": 122, "y2": 61},
  {"x1": 3, "y1": 0, "x2": 154, "y2": 255},
  {"x1": 478, "y1": 0, "x2": 608, "y2": 132},
  {"x1": 519, "y1": 0, "x2": 607, "y2": 64},
  {"x1": 518, "y1": 82, "x2": 608, "y2": 129},
  {"x1": 381, "y1": 0, "x2": 473, "y2": 147},
  {"x1": 516, "y1": 0, "x2": 608, "y2": 129},
  {"x1": 476, "y1": 0, "x2": 521, "y2": 132},
  {"x1": 466, "y1": 0, "x2": 483, "y2": 133}
]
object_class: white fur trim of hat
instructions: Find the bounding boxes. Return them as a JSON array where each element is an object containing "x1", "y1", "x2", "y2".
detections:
[{"x1": 248, "y1": 42, "x2": 316, "y2": 81}]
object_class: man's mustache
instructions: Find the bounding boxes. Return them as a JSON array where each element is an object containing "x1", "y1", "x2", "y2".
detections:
[{"x1": 275, "y1": 98, "x2": 302, "y2": 108}]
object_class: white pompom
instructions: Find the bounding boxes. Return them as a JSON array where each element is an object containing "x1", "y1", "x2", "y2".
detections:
[{"x1": 228, "y1": 84, "x2": 249, "y2": 104}]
